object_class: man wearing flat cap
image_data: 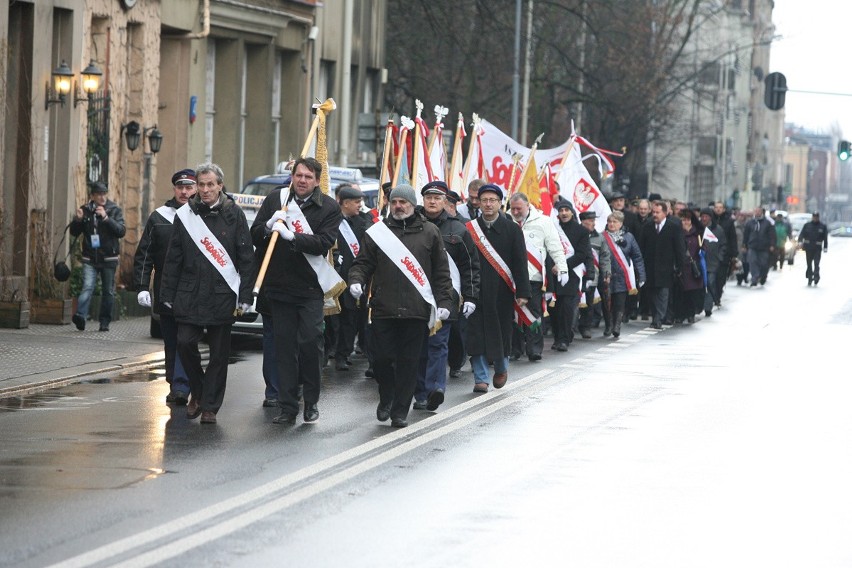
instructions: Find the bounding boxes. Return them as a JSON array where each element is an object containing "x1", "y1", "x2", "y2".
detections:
[
  {"x1": 413, "y1": 181, "x2": 480, "y2": 412},
  {"x1": 464, "y1": 183, "x2": 531, "y2": 392},
  {"x1": 577, "y1": 210, "x2": 612, "y2": 338},
  {"x1": 133, "y1": 169, "x2": 197, "y2": 405},
  {"x1": 332, "y1": 183, "x2": 374, "y2": 372},
  {"x1": 349, "y1": 184, "x2": 454, "y2": 428},
  {"x1": 70, "y1": 180, "x2": 126, "y2": 332}
]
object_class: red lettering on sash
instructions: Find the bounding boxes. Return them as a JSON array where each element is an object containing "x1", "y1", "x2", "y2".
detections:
[
  {"x1": 200, "y1": 236, "x2": 228, "y2": 267},
  {"x1": 401, "y1": 256, "x2": 425, "y2": 286}
]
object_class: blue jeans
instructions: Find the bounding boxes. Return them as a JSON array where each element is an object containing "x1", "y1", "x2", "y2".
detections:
[
  {"x1": 415, "y1": 322, "x2": 451, "y2": 402},
  {"x1": 76, "y1": 263, "x2": 116, "y2": 325},
  {"x1": 159, "y1": 313, "x2": 189, "y2": 394},
  {"x1": 262, "y1": 315, "x2": 279, "y2": 399},
  {"x1": 471, "y1": 354, "x2": 508, "y2": 385}
]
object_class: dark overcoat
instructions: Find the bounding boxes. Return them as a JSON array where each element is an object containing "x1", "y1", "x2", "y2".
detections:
[
  {"x1": 639, "y1": 217, "x2": 685, "y2": 288},
  {"x1": 465, "y1": 213, "x2": 531, "y2": 362}
]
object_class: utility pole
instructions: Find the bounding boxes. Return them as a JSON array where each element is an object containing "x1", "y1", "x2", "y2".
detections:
[
  {"x1": 520, "y1": 0, "x2": 534, "y2": 146},
  {"x1": 339, "y1": 0, "x2": 354, "y2": 167},
  {"x1": 512, "y1": 0, "x2": 521, "y2": 140}
]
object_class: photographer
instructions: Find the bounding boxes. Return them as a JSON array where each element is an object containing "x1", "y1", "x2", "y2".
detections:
[{"x1": 70, "y1": 181, "x2": 126, "y2": 331}]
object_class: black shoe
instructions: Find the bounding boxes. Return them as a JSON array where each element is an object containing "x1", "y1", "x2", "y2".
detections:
[
  {"x1": 272, "y1": 411, "x2": 297, "y2": 425},
  {"x1": 705, "y1": 310, "x2": 712, "y2": 317},
  {"x1": 603, "y1": 325, "x2": 612, "y2": 337},
  {"x1": 687, "y1": 316, "x2": 695, "y2": 324},
  {"x1": 303, "y1": 403, "x2": 319, "y2": 423},
  {"x1": 365, "y1": 367, "x2": 375, "y2": 378},
  {"x1": 580, "y1": 329, "x2": 592, "y2": 339},
  {"x1": 426, "y1": 389, "x2": 445, "y2": 411},
  {"x1": 72, "y1": 314, "x2": 86, "y2": 331},
  {"x1": 662, "y1": 319, "x2": 674, "y2": 326},
  {"x1": 98, "y1": 324, "x2": 110, "y2": 332},
  {"x1": 262, "y1": 398, "x2": 278, "y2": 408},
  {"x1": 413, "y1": 400, "x2": 428, "y2": 410},
  {"x1": 376, "y1": 403, "x2": 391, "y2": 422},
  {"x1": 650, "y1": 322, "x2": 662, "y2": 330},
  {"x1": 554, "y1": 342, "x2": 568, "y2": 352},
  {"x1": 509, "y1": 353, "x2": 521, "y2": 361},
  {"x1": 449, "y1": 368, "x2": 461, "y2": 378},
  {"x1": 391, "y1": 417, "x2": 408, "y2": 428},
  {"x1": 528, "y1": 353, "x2": 542, "y2": 362},
  {"x1": 335, "y1": 359, "x2": 348, "y2": 371},
  {"x1": 814, "y1": 276, "x2": 820, "y2": 285},
  {"x1": 171, "y1": 391, "x2": 189, "y2": 406},
  {"x1": 750, "y1": 282, "x2": 757, "y2": 287}
]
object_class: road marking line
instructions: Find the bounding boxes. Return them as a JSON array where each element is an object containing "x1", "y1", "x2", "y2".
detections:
[
  {"x1": 49, "y1": 368, "x2": 557, "y2": 568},
  {"x1": 111, "y1": 369, "x2": 571, "y2": 568}
]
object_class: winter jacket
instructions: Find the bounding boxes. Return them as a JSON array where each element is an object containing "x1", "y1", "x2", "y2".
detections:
[
  {"x1": 518, "y1": 207, "x2": 568, "y2": 282},
  {"x1": 159, "y1": 193, "x2": 255, "y2": 326},
  {"x1": 250, "y1": 186, "x2": 342, "y2": 300},
  {"x1": 604, "y1": 230, "x2": 646, "y2": 294},
  {"x1": 701, "y1": 223, "x2": 727, "y2": 274},
  {"x1": 348, "y1": 212, "x2": 453, "y2": 321},
  {"x1": 133, "y1": 198, "x2": 181, "y2": 313},
  {"x1": 70, "y1": 199, "x2": 126, "y2": 267},
  {"x1": 742, "y1": 216, "x2": 774, "y2": 252},
  {"x1": 424, "y1": 210, "x2": 480, "y2": 321},
  {"x1": 587, "y1": 230, "x2": 612, "y2": 286},
  {"x1": 798, "y1": 221, "x2": 829, "y2": 251}
]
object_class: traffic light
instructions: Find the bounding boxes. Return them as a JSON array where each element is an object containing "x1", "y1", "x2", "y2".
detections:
[
  {"x1": 839, "y1": 140, "x2": 851, "y2": 161},
  {"x1": 764, "y1": 72, "x2": 787, "y2": 111}
]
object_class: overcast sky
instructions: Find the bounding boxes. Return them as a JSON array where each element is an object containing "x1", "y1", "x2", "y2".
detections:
[{"x1": 770, "y1": 0, "x2": 852, "y2": 137}]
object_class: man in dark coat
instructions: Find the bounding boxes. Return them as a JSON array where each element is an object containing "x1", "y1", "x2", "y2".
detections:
[
  {"x1": 251, "y1": 157, "x2": 342, "y2": 426},
  {"x1": 133, "y1": 168, "x2": 197, "y2": 405},
  {"x1": 464, "y1": 184, "x2": 531, "y2": 392},
  {"x1": 160, "y1": 163, "x2": 255, "y2": 424},
  {"x1": 550, "y1": 199, "x2": 594, "y2": 350},
  {"x1": 70, "y1": 181, "x2": 126, "y2": 332},
  {"x1": 741, "y1": 206, "x2": 775, "y2": 286},
  {"x1": 797, "y1": 211, "x2": 829, "y2": 285},
  {"x1": 332, "y1": 184, "x2": 373, "y2": 371},
  {"x1": 609, "y1": 191, "x2": 641, "y2": 235},
  {"x1": 348, "y1": 184, "x2": 453, "y2": 428},
  {"x1": 639, "y1": 200, "x2": 685, "y2": 329},
  {"x1": 414, "y1": 181, "x2": 480, "y2": 412},
  {"x1": 712, "y1": 200, "x2": 738, "y2": 304}
]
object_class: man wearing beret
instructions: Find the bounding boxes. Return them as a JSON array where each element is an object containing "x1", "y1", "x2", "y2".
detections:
[
  {"x1": 464, "y1": 184, "x2": 531, "y2": 392},
  {"x1": 413, "y1": 181, "x2": 480, "y2": 412},
  {"x1": 348, "y1": 184, "x2": 454, "y2": 427},
  {"x1": 133, "y1": 169, "x2": 197, "y2": 405},
  {"x1": 70, "y1": 181, "x2": 126, "y2": 332}
]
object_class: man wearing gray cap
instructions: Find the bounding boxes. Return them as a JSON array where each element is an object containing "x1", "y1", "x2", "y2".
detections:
[
  {"x1": 70, "y1": 181, "x2": 126, "y2": 332},
  {"x1": 348, "y1": 184, "x2": 454, "y2": 428}
]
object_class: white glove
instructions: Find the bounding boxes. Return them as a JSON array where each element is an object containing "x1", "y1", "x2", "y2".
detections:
[
  {"x1": 163, "y1": 301, "x2": 173, "y2": 309},
  {"x1": 461, "y1": 301, "x2": 476, "y2": 318},
  {"x1": 349, "y1": 283, "x2": 363, "y2": 300},
  {"x1": 558, "y1": 272, "x2": 569, "y2": 287},
  {"x1": 137, "y1": 291, "x2": 152, "y2": 308},
  {"x1": 437, "y1": 307, "x2": 451, "y2": 321},
  {"x1": 271, "y1": 224, "x2": 295, "y2": 241},
  {"x1": 586, "y1": 280, "x2": 596, "y2": 291},
  {"x1": 544, "y1": 292, "x2": 553, "y2": 302},
  {"x1": 639, "y1": 281, "x2": 645, "y2": 288},
  {"x1": 265, "y1": 210, "x2": 288, "y2": 229},
  {"x1": 239, "y1": 302, "x2": 253, "y2": 314}
]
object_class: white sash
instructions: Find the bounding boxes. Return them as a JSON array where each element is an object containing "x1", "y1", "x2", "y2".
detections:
[
  {"x1": 603, "y1": 232, "x2": 637, "y2": 293},
  {"x1": 366, "y1": 221, "x2": 438, "y2": 329},
  {"x1": 278, "y1": 190, "x2": 346, "y2": 298},
  {"x1": 176, "y1": 204, "x2": 241, "y2": 307},
  {"x1": 338, "y1": 218, "x2": 361, "y2": 258},
  {"x1": 447, "y1": 251, "x2": 461, "y2": 296},
  {"x1": 156, "y1": 205, "x2": 177, "y2": 224},
  {"x1": 525, "y1": 237, "x2": 544, "y2": 280},
  {"x1": 553, "y1": 220, "x2": 584, "y2": 290}
]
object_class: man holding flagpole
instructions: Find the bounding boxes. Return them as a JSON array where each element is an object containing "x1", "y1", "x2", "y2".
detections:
[
  {"x1": 465, "y1": 184, "x2": 531, "y2": 393},
  {"x1": 159, "y1": 163, "x2": 256, "y2": 425},
  {"x1": 251, "y1": 157, "x2": 344, "y2": 425},
  {"x1": 348, "y1": 184, "x2": 454, "y2": 428}
]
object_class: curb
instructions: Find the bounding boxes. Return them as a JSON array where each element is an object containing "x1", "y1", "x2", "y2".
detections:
[{"x1": 0, "y1": 347, "x2": 210, "y2": 400}]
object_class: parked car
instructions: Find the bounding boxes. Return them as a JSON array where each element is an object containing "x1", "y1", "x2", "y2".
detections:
[{"x1": 830, "y1": 223, "x2": 852, "y2": 237}]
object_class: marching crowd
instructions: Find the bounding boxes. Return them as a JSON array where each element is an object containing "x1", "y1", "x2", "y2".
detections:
[{"x1": 122, "y1": 161, "x2": 829, "y2": 428}]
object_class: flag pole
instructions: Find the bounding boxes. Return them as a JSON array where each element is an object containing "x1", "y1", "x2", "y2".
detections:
[
  {"x1": 253, "y1": 98, "x2": 336, "y2": 296},
  {"x1": 377, "y1": 117, "x2": 395, "y2": 214},
  {"x1": 448, "y1": 113, "x2": 466, "y2": 197},
  {"x1": 409, "y1": 99, "x2": 424, "y2": 188},
  {"x1": 461, "y1": 113, "x2": 481, "y2": 189},
  {"x1": 391, "y1": 115, "x2": 414, "y2": 187}
]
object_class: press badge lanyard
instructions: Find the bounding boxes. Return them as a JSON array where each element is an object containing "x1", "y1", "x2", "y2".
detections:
[{"x1": 90, "y1": 205, "x2": 101, "y2": 249}]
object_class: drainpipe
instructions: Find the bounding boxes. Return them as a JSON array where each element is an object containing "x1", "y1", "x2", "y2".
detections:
[
  {"x1": 164, "y1": 0, "x2": 211, "y2": 40},
  {"x1": 338, "y1": 0, "x2": 353, "y2": 167}
]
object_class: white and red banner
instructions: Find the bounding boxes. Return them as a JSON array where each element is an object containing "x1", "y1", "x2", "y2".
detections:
[
  {"x1": 428, "y1": 119, "x2": 446, "y2": 183},
  {"x1": 555, "y1": 141, "x2": 612, "y2": 233},
  {"x1": 448, "y1": 114, "x2": 466, "y2": 198}
]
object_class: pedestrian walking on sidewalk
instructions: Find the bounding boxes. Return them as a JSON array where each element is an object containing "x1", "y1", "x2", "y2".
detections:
[{"x1": 798, "y1": 211, "x2": 829, "y2": 286}]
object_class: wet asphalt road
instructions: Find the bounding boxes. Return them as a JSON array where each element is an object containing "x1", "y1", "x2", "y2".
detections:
[{"x1": 1, "y1": 241, "x2": 851, "y2": 568}]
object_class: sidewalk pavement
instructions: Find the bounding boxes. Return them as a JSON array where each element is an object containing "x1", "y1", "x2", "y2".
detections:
[{"x1": 0, "y1": 316, "x2": 169, "y2": 399}]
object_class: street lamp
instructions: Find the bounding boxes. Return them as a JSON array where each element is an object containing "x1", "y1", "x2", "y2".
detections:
[
  {"x1": 45, "y1": 60, "x2": 74, "y2": 109},
  {"x1": 121, "y1": 121, "x2": 142, "y2": 151},
  {"x1": 145, "y1": 126, "x2": 163, "y2": 154},
  {"x1": 74, "y1": 60, "x2": 103, "y2": 107}
]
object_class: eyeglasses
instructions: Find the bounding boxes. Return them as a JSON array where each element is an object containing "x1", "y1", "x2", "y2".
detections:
[{"x1": 480, "y1": 198, "x2": 501, "y2": 204}]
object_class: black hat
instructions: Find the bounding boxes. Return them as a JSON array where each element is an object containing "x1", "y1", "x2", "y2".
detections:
[
  {"x1": 608, "y1": 191, "x2": 626, "y2": 202},
  {"x1": 89, "y1": 181, "x2": 108, "y2": 193},
  {"x1": 554, "y1": 199, "x2": 575, "y2": 214},
  {"x1": 172, "y1": 168, "x2": 197, "y2": 186},
  {"x1": 578, "y1": 210, "x2": 596, "y2": 221},
  {"x1": 336, "y1": 185, "x2": 363, "y2": 200},
  {"x1": 381, "y1": 181, "x2": 393, "y2": 194},
  {"x1": 446, "y1": 190, "x2": 461, "y2": 204},
  {"x1": 700, "y1": 207, "x2": 714, "y2": 217},
  {"x1": 477, "y1": 183, "x2": 503, "y2": 200},
  {"x1": 421, "y1": 180, "x2": 449, "y2": 196},
  {"x1": 812, "y1": 211, "x2": 820, "y2": 216}
]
